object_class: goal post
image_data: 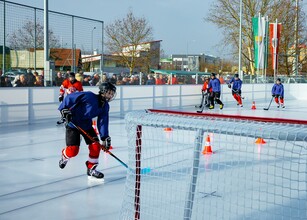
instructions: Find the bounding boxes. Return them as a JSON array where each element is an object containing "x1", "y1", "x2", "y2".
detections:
[{"x1": 120, "y1": 109, "x2": 307, "y2": 220}]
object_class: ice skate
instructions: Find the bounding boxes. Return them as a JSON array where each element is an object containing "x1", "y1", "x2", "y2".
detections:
[
  {"x1": 86, "y1": 162, "x2": 104, "y2": 180},
  {"x1": 59, "y1": 155, "x2": 69, "y2": 169},
  {"x1": 209, "y1": 105, "x2": 214, "y2": 110},
  {"x1": 219, "y1": 104, "x2": 224, "y2": 110}
]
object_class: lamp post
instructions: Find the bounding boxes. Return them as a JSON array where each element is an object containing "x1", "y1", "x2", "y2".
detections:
[
  {"x1": 91, "y1": 27, "x2": 96, "y2": 54},
  {"x1": 91, "y1": 27, "x2": 96, "y2": 72},
  {"x1": 186, "y1": 40, "x2": 196, "y2": 71},
  {"x1": 238, "y1": 0, "x2": 243, "y2": 79}
]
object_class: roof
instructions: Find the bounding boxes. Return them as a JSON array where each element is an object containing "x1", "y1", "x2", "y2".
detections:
[
  {"x1": 50, "y1": 48, "x2": 81, "y2": 67},
  {"x1": 123, "y1": 40, "x2": 162, "y2": 48}
]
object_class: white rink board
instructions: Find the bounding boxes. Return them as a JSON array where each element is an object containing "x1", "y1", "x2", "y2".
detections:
[{"x1": 2, "y1": 83, "x2": 306, "y2": 125}]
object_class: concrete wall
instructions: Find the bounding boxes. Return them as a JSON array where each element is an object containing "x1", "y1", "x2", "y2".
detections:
[{"x1": 0, "y1": 84, "x2": 305, "y2": 126}]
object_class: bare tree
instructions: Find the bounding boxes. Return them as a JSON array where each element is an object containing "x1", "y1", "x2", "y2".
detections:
[
  {"x1": 206, "y1": 0, "x2": 306, "y2": 75},
  {"x1": 105, "y1": 11, "x2": 153, "y2": 75},
  {"x1": 8, "y1": 20, "x2": 60, "y2": 50}
]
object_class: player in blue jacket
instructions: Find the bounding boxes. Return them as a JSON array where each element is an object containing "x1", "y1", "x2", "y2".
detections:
[
  {"x1": 207, "y1": 73, "x2": 224, "y2": 109},
  {"x1": 58, "y1": 82, "x2": 116, "y2": 179},
  {"x1": 228, "y1": 73, "x2": 243, "y2": 107},
  {"x1": 272, "y1": 78, "x2": 285, "y2": 108}
]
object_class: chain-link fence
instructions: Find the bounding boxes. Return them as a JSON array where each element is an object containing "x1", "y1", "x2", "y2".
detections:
[{"x1": 0, "y1": 0, "x2": 103, "y2": 86}]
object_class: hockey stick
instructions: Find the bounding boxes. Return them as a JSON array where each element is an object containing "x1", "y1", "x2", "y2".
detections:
[
  {"x1": 195, "y1": 91, "x2": 205, "y2": 108},
  {"x1": 263, "y1": 96, "x2": 274, "y2": 110},
  {"x1": 197, "y1": 93, "x2": 209, "y2": 113},
  {"x1": 68, "y1": 121, "x2": 151, "y2": 174},
  {"x1": 196, "y1": 93, "x2": 209, "y2": 113}
]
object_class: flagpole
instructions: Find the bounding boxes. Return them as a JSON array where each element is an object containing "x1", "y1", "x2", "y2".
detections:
[
  {"x1": 273, "y1": 19, "x2": 278, "y2": 82},
  {"x1": 238, "y1": 0, "x2": 242, "y2": 78},
  {"x1": 294, "y1": 0, "x2": 299, "y2": 76},
  {"x1": 264, "y1": 16, "x2": 268, "y2": 84}
]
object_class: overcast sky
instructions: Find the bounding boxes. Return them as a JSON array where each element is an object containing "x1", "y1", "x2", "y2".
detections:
[{"x1": 5, "y1": 0, "x2": 307, "y2": 58}]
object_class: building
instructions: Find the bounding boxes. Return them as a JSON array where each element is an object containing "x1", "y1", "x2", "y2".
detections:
[
  {"x1": 287, "y1": 44, "x2": 307, "y2": 73},
  {"x1": 82, "y1": 40, "x2": 162, "y2": 74},
  {"x1": 160, "y1": 54, "x2": 221, "y2": 72},
  {"x1": 9, "y1": 48, "x2": 82, "y2": 71}
]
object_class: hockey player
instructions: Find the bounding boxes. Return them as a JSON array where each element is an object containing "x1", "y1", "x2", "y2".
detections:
[
  {"x1": 58, "y1": 82, "x2": 116, "y2": 179},
  {"x1": 207, "y1": 73, "x2": 224, "y2": 110},
  {"x1": 196, "y1": 77, "x2": 211, "y2": 109},
  {"x1": 272, "y1": 78, "x2": 285, "y2": 108},
  {"x1": 57, "y1": 72, "x2": 83, "y2": 124},
  {"x1": 58, "y1": 72, "x2": 83, "y2": 102},
  {"x1": 228, "y1": 73, "x2": 243, "y2": 107}
]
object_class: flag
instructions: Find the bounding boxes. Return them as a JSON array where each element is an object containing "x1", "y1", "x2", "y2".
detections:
[
  {"x1": 252, "y1": 15, "x2": 269, "y2": 70},
  {"x1": 269, "y1": 21, "x2": 282, "y2": 70}
]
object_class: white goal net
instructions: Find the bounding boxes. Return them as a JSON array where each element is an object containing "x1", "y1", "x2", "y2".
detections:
[{"x1": 120, "y1": 109, "x2": 307, "y2": 220}]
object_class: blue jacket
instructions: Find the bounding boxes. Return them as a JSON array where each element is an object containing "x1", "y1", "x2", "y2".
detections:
[
  {"x1": 58, "y1": 91, "x2": 110, "y2": 139},
  {"x1": 208, "y1": 78, "x2": 221, "y2": 92},
  {"x1": 272, "y1": 84, "x2": 284, "y2": 97},
  {"x1": 229, "y1": 77, "x2": 242, "y2": 90}
]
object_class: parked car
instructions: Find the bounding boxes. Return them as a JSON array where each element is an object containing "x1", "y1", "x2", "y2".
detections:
[{"x1": 3, "y1": 70, "x2": 27, "y2": 82}]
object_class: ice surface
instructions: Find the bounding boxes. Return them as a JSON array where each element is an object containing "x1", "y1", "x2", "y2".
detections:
[{"x1": 0, "y1": 99, "x2": 306, "y2": 220}]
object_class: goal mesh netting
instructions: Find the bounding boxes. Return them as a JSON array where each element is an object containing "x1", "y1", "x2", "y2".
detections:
[{"x1": 120, "y1": 110, "x2": 307, "y2": 220}]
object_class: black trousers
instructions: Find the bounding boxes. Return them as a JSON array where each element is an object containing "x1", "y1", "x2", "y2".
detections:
[
  {"x1": 66, "y1": 126, "x2": 99, "y2": 146},
  {"x1": 209, "y1": 92, "x2": 223, "y2": 106}
]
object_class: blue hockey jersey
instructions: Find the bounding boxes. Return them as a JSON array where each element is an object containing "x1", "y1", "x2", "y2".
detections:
[
  {"x1": 58, "y1": 91, "x2": 110, "y2": 139},
  {"x1": 272, "y1": 84, "x2": 284, "y2": 97},
  {"x1": 208, "y1": 78, "x2": 221, "y2": 92},
  {"x1": 229, "y1": 77, "x2": 242, "y2": 90}
]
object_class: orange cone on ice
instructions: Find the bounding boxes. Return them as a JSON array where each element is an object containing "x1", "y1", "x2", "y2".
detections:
[
  {"x1": 251, "y1": 101, "x2": 256, "y2": 110},
  {"x1": 202, "y1": 135, "x2": 213, "y2": 154},
  {"x1": 255, "y1": 137, "x2": 266, "y2": 144},
  {"x1": 164, "y1": 127, "x2": 173, "y2": 132}
]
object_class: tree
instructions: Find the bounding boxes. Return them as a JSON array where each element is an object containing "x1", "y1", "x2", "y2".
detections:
[
  {"x1": 206, "y1": 0, "x2": 306, "y2": 75},
  {"x1": 105, "y1": 11, "x2": 153, "y2": 75},
  {"x1": 8, "y1": 20, "x2": 60, "y2": 50}
]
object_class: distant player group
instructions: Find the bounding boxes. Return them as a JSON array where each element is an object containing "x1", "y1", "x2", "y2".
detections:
[{"x1": 196, "y1": 73, "x2": 285, "y2": 113}]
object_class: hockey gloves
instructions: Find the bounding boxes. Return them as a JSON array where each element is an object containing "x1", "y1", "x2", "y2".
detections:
[
  {"x1": 228, "y1": 84, "x2": 231, "y2": 89},
  {"x1": 101, "y1": 136, "x2": 111, "y2": 151},
  {"x1": 272, "y1": 94, "x2": 275, "y2": 97},
  {"x1": 60, "y1": 109, "x2": 72, "y2": 123},
  {"x1": 59, "y1": 95, "x2": 64, "y2": 102}
]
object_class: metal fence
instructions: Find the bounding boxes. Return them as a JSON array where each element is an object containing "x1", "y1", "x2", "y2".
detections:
[{"x1": 0, "y1": 0, "x2": 103, "y2": 86}]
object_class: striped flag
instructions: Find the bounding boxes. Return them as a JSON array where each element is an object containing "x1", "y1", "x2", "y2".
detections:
[
  {"x1": 269, "y1": 20, "x2": 282, "y2": 70},
  {"x1": 252, "y1": 15, "x2": 269, "y2": 70}
]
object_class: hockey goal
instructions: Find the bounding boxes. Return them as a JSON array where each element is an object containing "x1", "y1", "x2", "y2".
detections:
[{"x1": 120, "y1": 109, "x2": 307, "y2": 220}]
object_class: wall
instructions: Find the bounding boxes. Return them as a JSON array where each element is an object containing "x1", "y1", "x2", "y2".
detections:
[{"x1": 0, "y1": 84, "x2": 305, "y2": 126}]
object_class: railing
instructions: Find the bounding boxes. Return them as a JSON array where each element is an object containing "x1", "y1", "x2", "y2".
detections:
[{"x1": 0, "y1": 83, "x2": 305, "y2": 126}]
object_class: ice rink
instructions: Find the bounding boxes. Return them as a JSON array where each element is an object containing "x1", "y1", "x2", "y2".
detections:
[{"x1": 0, "y1": 99, "x2": 307, "y2": 220}]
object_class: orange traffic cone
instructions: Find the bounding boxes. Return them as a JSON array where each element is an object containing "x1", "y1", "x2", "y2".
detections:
[
  {"x1": 251, "y1": 101, "x2": 256, "y2": 110},
  {"x1": 202, "y1": 135, "x2": 213, "y2": 154},
  {"x1": 255, "y1": 137, "x2": 266, "y2": 144},
  {"x1": 164, "y1": 127, "x2": 173, "y2": 132}
]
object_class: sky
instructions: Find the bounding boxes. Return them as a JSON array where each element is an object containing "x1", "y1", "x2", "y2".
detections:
[
  {"x1": 4, "y1": 0, "x2": 307, "y2": 58},
  {"x1": 5, "y1": 0, "x2": 224, "y2": 57}
]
